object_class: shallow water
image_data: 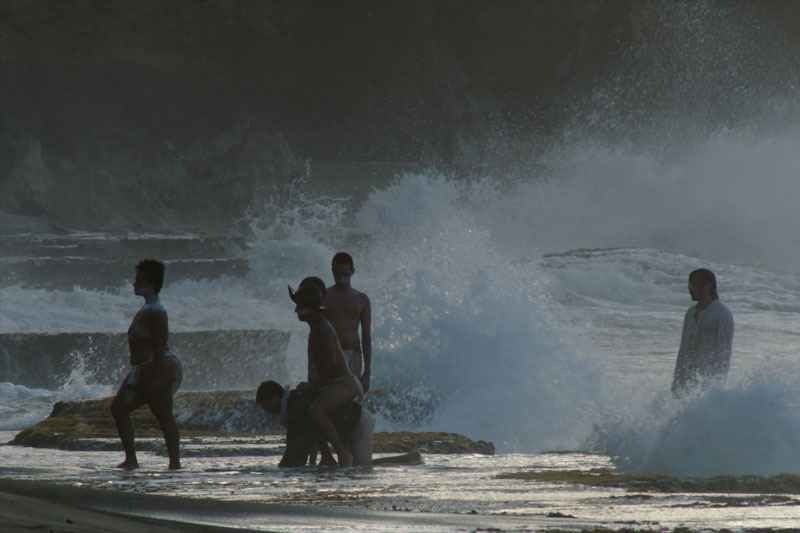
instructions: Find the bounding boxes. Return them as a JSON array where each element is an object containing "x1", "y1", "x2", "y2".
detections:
[{"x1": 2, "y1": 431, "x2": 799, "y2": 532}]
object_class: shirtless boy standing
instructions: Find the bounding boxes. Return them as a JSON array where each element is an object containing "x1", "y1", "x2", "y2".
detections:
[{"x1": 324, "y1": 252, "x2": 372, "y2": 391}]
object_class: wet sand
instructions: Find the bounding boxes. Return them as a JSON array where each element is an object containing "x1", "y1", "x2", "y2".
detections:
[
  {"x1": 0, "y1": 477, "x2": 607, "y2": 533},
  {"x1": 0, "y1": 478, "x2": 271, "y2": 533}
]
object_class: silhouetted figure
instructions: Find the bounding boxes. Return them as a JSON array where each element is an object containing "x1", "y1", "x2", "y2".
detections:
[
  {"x1": 290, "y1": 277, "x2": 362, "y2": 467},
  {"x1": 257, "y1": 380, "x2": 420, "y2": 467},
  {"x1": 671, "y1": 268, "x2": 734, "y2": 398},
  {"x1": 324, "y1": 252, "x2": 372, "y2": 391},
  {"x1": 111, "y1": 259, "x2": 182, "y2": 469}
]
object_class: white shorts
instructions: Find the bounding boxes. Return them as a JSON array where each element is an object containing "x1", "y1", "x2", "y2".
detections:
[{"x1": 341, "y1": 348, "x2": 362, "y2": 376}]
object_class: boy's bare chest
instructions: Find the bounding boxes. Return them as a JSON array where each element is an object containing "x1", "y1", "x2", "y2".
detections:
[{"x1": 326, "y1": 294, "x2": 362, "y2": 320}]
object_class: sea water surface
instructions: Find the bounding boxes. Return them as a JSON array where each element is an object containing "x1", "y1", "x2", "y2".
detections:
[
  {"x1": 3, "y1": 2, "x2": 800, "y2": 529},
  {"x1": 2, "y1": 430, "x2": 800, "y2": 532},
  {"x1": 2, "y1": 141, "x2": 800, "y2": 530}
]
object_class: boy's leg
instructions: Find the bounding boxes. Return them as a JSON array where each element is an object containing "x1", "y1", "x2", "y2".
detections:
[
  {"x1": 307, "y1": 379, "x2": 358, "y2": 467},
  {"x1": 350, "y1": 408, "x2": 375, "y2": 467},
  {"x1": 145, "y1": 362, "x2": 181, "y2": 470},
  {"x1": 110, "y1": 376, "x2": 146, "y2": 469}
]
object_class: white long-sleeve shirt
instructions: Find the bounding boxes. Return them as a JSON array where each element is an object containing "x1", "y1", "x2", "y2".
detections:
[{"x1": 672, "y1": 299, "x2": 734, "y2": 395}]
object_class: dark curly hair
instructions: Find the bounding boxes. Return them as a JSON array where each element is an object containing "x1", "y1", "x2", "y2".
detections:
[
  {"x1": 256, "y1": 380, "x2": 284, "y2": 403},
  {"x1": 136, "y1": 258, "x2": 165, "y2": 293}
]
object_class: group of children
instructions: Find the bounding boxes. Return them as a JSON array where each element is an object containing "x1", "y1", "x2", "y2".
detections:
[
  {"x1": 111, "y1": 253, "x2": 417, "y2": 470},
  {"x1": 111, "y1": 253, "x2": 731, "y2": 471}
]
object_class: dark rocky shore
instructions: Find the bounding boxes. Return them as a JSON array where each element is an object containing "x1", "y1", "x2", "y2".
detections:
[
  {"x1": 10, "y1": 390, "x2": 495, "y2": 455},
  {"x1": 498, "y1": 467, "x2": 800, "y2": 496}
]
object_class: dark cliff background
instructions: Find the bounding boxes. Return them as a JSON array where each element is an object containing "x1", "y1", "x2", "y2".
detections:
[{"x1": 2, "y1": 0, "x2": 798, "y2": 232}]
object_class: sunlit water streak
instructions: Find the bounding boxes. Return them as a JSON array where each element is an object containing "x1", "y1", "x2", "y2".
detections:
[{"x1": 2, "y1": 431, "x2": 799, "y2": 532}]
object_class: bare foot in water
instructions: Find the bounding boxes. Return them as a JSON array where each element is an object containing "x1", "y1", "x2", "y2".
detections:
[
  {"x1": 338, "y1": 451, "x2": 353, "y2": 468},
  {"x1": 320, "y1": 454, "x2": 337, "y2": 468},
  {"x1": 116, "y1": 460, "x2": 139, "y2": 470}
]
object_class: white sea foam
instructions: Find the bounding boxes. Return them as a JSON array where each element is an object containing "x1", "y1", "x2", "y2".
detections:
[
  {"x1": 502, "y1": 131, "x2": 800, "y2": 269},
  {"x1": 0, "y1": 381, "x2": 51, "y2": 401},
  {"x1": 594, "y1": 363, "x2": 800, "y2": 477},
  {"x1": 344, "y1": 163, "x2": 800, "y2": 467},
  {"x1": 0, "y1": 382, "x2": 57, "y2": 432},
  {"x1": 350, "y1": 173, "x2": 602, "y2": 451},
  {"x1": 0, "y1": 372, "x2": 112, "y2": 431},
  {"x1": 0, "y1": 284, "x2": 130, "y2": 334}
]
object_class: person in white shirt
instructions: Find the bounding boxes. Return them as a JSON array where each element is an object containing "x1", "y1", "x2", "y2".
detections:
[{"x1": 671, "y1": 268, "x2": 734, "y2": 398}]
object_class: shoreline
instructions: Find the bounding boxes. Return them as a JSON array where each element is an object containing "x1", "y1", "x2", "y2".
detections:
[
  {"x1": 0, "y1": 478, "x2": 271, "y2": 533},
  {"x1": 0, "y1": 477, "x2": 612, "y2": 533},
  {"x1": 3, "y1": 442, "x2": 799, "y2": 532}
]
